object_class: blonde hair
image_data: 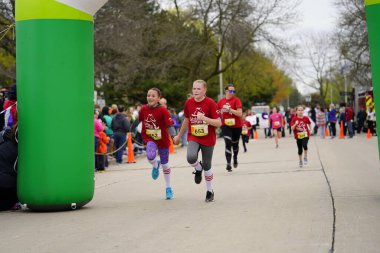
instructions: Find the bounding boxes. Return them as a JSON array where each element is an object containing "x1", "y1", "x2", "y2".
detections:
[{"x1": 193, "y1": 79, "x2": 207, "y2": 88}]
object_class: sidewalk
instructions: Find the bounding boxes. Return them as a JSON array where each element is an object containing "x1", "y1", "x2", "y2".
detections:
[{"x1": 1, "y1": 134, "x2": 379, "y2": 253}]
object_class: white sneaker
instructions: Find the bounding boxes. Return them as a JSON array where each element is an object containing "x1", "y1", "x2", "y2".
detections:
[{"x1": 303, "y1": 157, "x2": 308, "y2": 166}]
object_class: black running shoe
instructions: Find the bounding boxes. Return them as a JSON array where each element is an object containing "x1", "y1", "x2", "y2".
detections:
[
  {"x1": 192, "y1": 170, "x2": 202, "y2": 184},
  {"x1": 226, "y1": 164, "x2": 232, "y2": 172},
  {"x1": 205, "y1": 191, "x2": 214, "y2": 202},
  {"x1": 233, "y1": 160, "x2": 238, "y2": 168}
]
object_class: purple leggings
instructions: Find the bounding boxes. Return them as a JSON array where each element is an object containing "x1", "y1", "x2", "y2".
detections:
[{"x1": 146, "y1": 141, "x2": 169, "y2": 164}]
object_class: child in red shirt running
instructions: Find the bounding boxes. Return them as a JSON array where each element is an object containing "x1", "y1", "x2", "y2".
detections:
[
  {"x1": 139, "y1": 88, "x2": 176, "y2": 199},
  {"x1": 241, "y1": 113, "x2": 252, "y2": 152},
  {"x1": 291, "y1": 105, "x2": 311, "y2": 168},
  {"x1": 173, "y1": 80, "x2": 221, "y2": 202}
]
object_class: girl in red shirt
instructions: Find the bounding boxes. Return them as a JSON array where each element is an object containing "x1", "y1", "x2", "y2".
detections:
[
  {"x1": 173, "y1": 80, "x2": 221, "y2": 202},
  {"x1": 291, "y1": 105, "x2": 311, "y2": 168},
  {"x1": 241, "y1": 114, "x2": 252, "y2": 153},
  {"x1": 139, "y1": 88, "x2": 176, "y2": 199}
]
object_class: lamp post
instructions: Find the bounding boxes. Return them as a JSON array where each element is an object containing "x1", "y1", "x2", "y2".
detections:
[{"x1": 218, "y1": 35, "x2": 223, "y2": 100}]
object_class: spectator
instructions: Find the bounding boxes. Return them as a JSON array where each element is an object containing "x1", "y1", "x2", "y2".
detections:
[
  {"x1": 328, "y1": 104, "x2": 337, "y2": 138},
  {"x1": 356, "y1": 107, "x2": 367, "y2": 134},
  {"x1": 0, "y1": 123, "x2": 19, "y2": 211},
  {"x1": 111, "y1": 106, "x2": 130, "y2": 165}
]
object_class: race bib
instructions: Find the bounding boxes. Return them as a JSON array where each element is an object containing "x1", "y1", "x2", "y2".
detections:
[
  {"x1": 191, "y1": 124, "x2": 208, "y2": 137},
  {"x1": 146, "y1": 129, "x2": 162, "y2": 140},
  {"x1": 274, "y1": 121, "x2": 280, "y2": 127},
  {"x1": 241, "y1": 129, "x2": 248, "y2": 135},
  {"x1": 297, "y1": 131, "x2": 307, "y2": 139},
  {"x1": 224, "y1": 118, "x2": 235, "y2": 126}
]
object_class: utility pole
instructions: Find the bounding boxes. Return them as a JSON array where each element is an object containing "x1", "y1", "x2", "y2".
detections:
[{"x1": 218, "y1": 35, "x2": 223, "y2": 100}]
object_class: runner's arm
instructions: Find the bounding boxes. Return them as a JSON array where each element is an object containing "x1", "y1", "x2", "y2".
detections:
[
  {"x1": 229, "y1": 107, "x2": 242, "y2": 117},
  {"x1": 198, "y1": 113, "x2": 222, "y2": 127}
]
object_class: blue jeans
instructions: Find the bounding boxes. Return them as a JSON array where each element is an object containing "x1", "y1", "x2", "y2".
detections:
[{"x1": 113, "y1": 132, "x2": 127, "y2": 164}]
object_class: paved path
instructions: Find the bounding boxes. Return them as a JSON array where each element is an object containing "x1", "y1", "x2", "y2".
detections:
[{"x1": 1, "y1": 133, "x2": 379, "y2": 253}]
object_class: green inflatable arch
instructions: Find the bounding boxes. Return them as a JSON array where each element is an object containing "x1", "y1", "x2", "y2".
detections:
[
  {"x1": 365, "y1": 0, "x2": 380, "y2": 157},
  {"x1": 14, "y1": 0, "x2": 380, "y2": 211},
  {"x1": 16, "y1": 0, "x2": 108, "y2": 211}
]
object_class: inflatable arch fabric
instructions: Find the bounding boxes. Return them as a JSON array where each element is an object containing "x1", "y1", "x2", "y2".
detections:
[
  {"x1": 16, "y1": 0, "x2": 108, "y2": 211},
  {"x1": 365, "y1": 0, "x2": 380, "y2": 157}
]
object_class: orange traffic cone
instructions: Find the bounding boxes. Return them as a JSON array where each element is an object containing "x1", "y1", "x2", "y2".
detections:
[
  {"x1": 367, "y1": 128, "x2": 372, "y2": 139},
  {"x1": 127, "y1": 132, "x2": 136, "y2": 163},
  {"x1": 254, "y1": 130, "x2": 258, "y2": 140},
  {"x1": 325, "y1": 127, "x2": 329, "y2": 137},
  {"x1": 339, "y1": 121, "x2": 345, "y2": 139},
  {"x1": 169, "y1": 138, "x2": 175, "y2": 154}
]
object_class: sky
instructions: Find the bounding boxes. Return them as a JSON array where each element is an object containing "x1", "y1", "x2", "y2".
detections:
[
  {"x1": 298, "y1": 0, "x2": 338, "y2": 33},
  {"x1": 291, "y1": 0, "x2": 339, "y2": 94}
]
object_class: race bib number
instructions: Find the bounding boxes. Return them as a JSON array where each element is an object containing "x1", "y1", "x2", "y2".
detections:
[
  {"x1": 241, "y1": 129, "x2": 248, "y2": 135},
  {"x1": 146, "y1": 129, "x2": 162, "y2": 140},
  {"x1": 224, "y1": 118, "x2": 235, "y2": 126},
  {"x1": 297, "y1": 131, "x2": 307, "y2": 139},
  {"x1": 191, "y1": 124, "x2": 208, "y2": 137},
  {"x1": 274, "y1": 121, "x2": 280, "y2": 127}
]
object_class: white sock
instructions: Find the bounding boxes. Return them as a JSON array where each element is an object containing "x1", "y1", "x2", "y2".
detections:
[
  {"x1": 190, "y1": 161, "x2": 202, "y2": 171},
  {"x1": 148, "y1": 159, "x2": 158, "y2": 168},
  {"x1": 204, "y1": 169, "x2": 213, "y2": 192},
  {"x1": 162, "y1": 163, "x2": 171, "y2": 188}
]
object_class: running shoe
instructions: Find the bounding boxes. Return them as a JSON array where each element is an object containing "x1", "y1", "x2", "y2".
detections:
[
  {"x1": 226, "y1": 164, "x2": 232, "y2": 172},
  {"x1": 193, "y1": 170, "x2": 202, "y2": 184},
  {"x1": 165, "y1": 187, "x2": 173, "y2": 200},
  {"x1": 233, "y1": 160, "x2": 238, "y2": 168},
  {"x1": 152, "y1": 160, "x2": 161, "y2": 180},
  {"x1": 299, "y1": 160, "x2": 303, "y2": 168},
  {"x1": 205, "y1": 191, "x2": 214, "y2": 202},
  {"x1": 303, "y1": 157, "x2": 308, "y2": 166}
]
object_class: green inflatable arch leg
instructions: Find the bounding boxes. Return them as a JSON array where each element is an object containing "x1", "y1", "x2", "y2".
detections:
[
  {"x1": 16, "y1": 0, "x2": 107, "y2": 211},
  {"x1": 365, "y1": 0, "x2": 380, "y2": 159}
]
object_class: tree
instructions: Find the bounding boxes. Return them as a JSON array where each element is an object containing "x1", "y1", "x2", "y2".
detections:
[
  {"x1": 335, "y1": 0, "x2": 371, "y2": 88},
  {"x1": 0, "y1": 0, "x2": 16, "y2": 84}
]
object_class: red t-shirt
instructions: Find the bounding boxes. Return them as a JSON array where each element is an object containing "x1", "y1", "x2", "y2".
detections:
[
  {"x1": 139, "y1": 105, "x2": 173, "y2": 148},
  {"x1": 291, "y1": 116, "x2": 311, "y2": 140},
  {"x1": 184, "y1": 97, "x2": 220, "y2": 146},
  {"x1": 218, "y1": 96, "x2": 242, "y2": 128},
  {"x1": 241, "y1": 121, "x2": 252, "y2": 135}
]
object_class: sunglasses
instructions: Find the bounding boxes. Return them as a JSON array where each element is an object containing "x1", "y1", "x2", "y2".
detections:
[{"x1": 227, "y1": 90, "x2": 236, "y2": 94}]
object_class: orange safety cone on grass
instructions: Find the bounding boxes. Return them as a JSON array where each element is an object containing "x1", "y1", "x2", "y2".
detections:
[
  {"x1": 339, "y1": 121, "x2": 345, "y2": 139},
  {"x1": 254, "y1": 130, "x2": 258, "y2": 140},
  {"x1": 127, "y1": 132, "x2": 136, "y2": 163},
  {"x1": 367, "y1": 128, "x2": 372, "y2": 139},
  {"x1": 169, "y1": 138, "x2": 175, "y2": 154}
]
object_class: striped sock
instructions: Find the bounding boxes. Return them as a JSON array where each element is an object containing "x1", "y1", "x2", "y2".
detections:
[
  {"x1": 204, "y1": 169, "x2": 213, "y2": 192},
  {"x1": 162, "y1": 163, "x2": 171, "y2": 188}
]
